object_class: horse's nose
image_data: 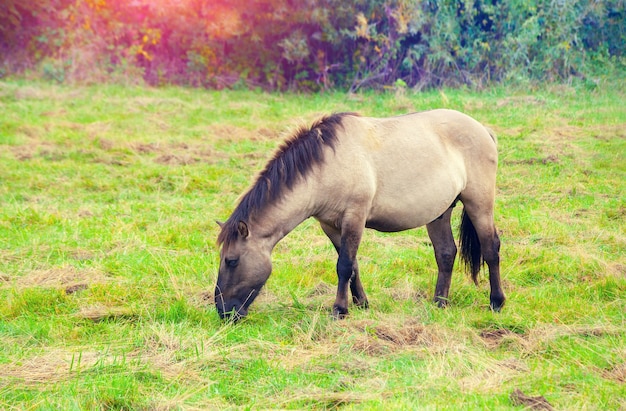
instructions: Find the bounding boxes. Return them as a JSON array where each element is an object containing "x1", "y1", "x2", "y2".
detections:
[
  {"x1": 215, "y1": 298, "x2": 246, "y2": 322},
  {"x1": 214, "y1": 286, "x2": 228, "y2": 318}
]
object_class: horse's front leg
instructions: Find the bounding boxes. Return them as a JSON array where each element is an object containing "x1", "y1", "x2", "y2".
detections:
[
  {"x1": 319, "y1": 221, "x2": 368, "y2": 317},
  {"x1": 328, "y1": 216, "x2": 366, "y2": 319},
  {"x1": 348, "y1": 259, "x2": 369, "y2": 309}
]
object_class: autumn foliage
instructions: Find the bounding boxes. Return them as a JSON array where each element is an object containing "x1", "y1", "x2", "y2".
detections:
[{"x1": 1, "y1": 0, "x2": 624, "y2": 90}]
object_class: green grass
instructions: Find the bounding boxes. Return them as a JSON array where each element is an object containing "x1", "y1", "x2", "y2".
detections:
[{"x1": 1, "y1": 80, "x2": 625, "y2": 410}]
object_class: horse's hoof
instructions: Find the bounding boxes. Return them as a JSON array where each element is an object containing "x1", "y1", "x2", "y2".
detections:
[
  {"x1": 353, "y1": 297, "x2": 369, "y2": 309},
  {"x1": 332, "y1": 305, "x2": 349, "y2": 320},
  {"x1": 434, "y1": 296, "x2": 449, "y2": 308},
  {"x1": 490, "y1": 296, "x2": 506, "y2": 312}
]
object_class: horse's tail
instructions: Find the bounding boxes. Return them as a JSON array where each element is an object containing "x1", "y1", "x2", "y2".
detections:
[{"x1": 459, "y1": 209, "x2": 482, "y2": 285}]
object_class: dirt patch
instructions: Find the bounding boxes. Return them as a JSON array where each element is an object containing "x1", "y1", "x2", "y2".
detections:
[
  {"x1": 591, "y1": 124, "x2": 626, "y2": 140},
  {"x1": 510, "y1": 388, "x2": 554, "y2": 410},
  {"x1": 482, "y1": 324, "x2": 623, "y2": 354},
  {"x1": 154, "y1": 153, "x2": 198, "y2": 166},
  {"x1": 601, "y1": 363, "x2": 626, "y2": 383},
  {"x1": 498, "y1": 123, "x2": 625, "y2": 172},
  {"x1": 207, "y1": 124, "x2": 275, "y2": 142},
  {"x1": 96, "y1": 137, "x2": 115, "y2": 150},
  {"x1": 497, "y1": 96, "x2": 546, "y2": 108},
  {"x1": 132, "y1": 142, "x2": 159, "y2": 154},
  {"x1": 516, "y1": 324, "x2": 625, "y2": 356},
  {"x1": 70, "y1": 249, "x2": 95, "y2": 261},
  {"x1": 479, "y1": 328, "x2": 526, "y2": 349},
  {"x1": 128, "y1": 140, "x2": 230, "y2": 166},
  {"x1": 607, "y1": 263, "x2": 626, "y2": 278},
  {"x1": 10, "y1": 145, "x2": 35, "y2": 161},
  {"x1": 198, "y1": 291, "x2": 214, "y2": 305},
  {"x1": 9, "y1": 136, "x2": 230, "y2": 166},
  {"x1": 503, "y1": 154, "x2": 560, "y2": 166},
  {"x1": 369, "y1": 323, "x2": 429, "y2": 346},
  {"x1": 532, "y1": 123, "x2": 625, "y2": 146},
  {"x1": 16, "y1": 124, "x2": 43, "y2": 139},
  {"x1": 348, "y1": 319, "x2": 441, "y2": 355},
  {"x1": 9, "y1": 138, "x2": 58, "y2": 161},
  {"x1": 7, "y1": 121, "x2": 276, "y2": 166},
  {"x1": 272, "y1": 386, "x2": 383, "y2": 409},
  {"x1": 65, "y1": 283, "x2": 89, "y2": 294}
]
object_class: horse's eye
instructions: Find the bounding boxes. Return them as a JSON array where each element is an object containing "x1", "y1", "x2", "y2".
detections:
[{"x1": 225, "y1": 257, "x2": 239, "y2": 268}]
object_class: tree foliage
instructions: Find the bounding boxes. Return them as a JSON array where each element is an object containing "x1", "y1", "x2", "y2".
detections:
[{"x1": 1, "y1": 0, "x2": 624, "y2": 89}]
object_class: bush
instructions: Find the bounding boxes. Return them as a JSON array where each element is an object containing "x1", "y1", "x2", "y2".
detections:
[{"x1": 1, "y1": 0, "x2": 624, "y2": 89}]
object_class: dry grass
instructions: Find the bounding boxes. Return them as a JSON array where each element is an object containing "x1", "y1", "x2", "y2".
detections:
[
  {"x1": 0, "y1": 81, "x2": 624, "y2": 409},
  {"x1": 7, "y1": 266, "x2": 111, "y2": 292},
  {"x1": 0, "y1": 348, "x2": 102, "y2": 385}
]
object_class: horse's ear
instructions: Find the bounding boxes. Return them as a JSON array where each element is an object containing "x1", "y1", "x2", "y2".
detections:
[
  {"x1": 237, "y1": 221, "x2": 249, "y2": 239},
  {"x1": 216, "y1": 220, "x2": 225, "y2": 228}
]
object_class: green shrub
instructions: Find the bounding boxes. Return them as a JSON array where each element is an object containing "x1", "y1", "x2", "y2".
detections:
[{"x1": 1, "y1": 0, "x2": 624, "y2": 89}]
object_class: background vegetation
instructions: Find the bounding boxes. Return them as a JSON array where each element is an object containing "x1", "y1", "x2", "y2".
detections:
[
  {"x1": 0, "y1": 80, "x2": 624, "y2": 409},
  {"x1": 1, "y1": 0, "x2": 625, "y2": 90}
]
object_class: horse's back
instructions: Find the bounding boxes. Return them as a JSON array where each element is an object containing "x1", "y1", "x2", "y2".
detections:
[
  {"x1": 349, "y1": 109, "x2": 497, "y2": 177},
  {"x1": 314, "y1": 110, "x2": 497, "y2": 231},
  {"x1": 366, "y1": 109, "x2": 495, "y2": 155}
]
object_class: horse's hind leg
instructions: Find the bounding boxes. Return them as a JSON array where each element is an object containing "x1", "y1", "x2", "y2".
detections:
[
  {"x1": 460, "y1": 200, "x2": 506, "y2": 311},
  {"x1": 426, "y1": 207, "x2": 457, "y2": 307},
  {"x1": 319, "y1": 220, "x2": 369, "y2": 318}
]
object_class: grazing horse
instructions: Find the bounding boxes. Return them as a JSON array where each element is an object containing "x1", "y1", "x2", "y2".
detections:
[{"x1": 216, "y1": 110, "x2": 505, "y2": 320}]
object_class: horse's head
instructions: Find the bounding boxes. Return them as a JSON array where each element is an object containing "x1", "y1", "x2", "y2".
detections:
[{"x1": 215, "y1": 220, "x2": 272, "y2": 321}]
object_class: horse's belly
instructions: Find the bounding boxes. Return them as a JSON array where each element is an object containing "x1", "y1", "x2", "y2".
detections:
[
  {"x1": 366, "y1": 178, "x2": 462, "y2": 232},
  {"x1": 366, "y1": 203, "x2": 446, "y2": 232},
  {"x1": 365, "y1": 216, "x2": 421, "y2": 232}
]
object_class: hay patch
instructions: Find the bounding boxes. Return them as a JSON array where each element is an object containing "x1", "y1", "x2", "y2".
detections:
[
  {"x1": 602, "y1": 363, "x2": 626, "y2": 383},
  {"x1": 459, "y1": 358, "x2": 529, "y2": 393},
  {"x1": 347, "y1": 318, "x2": 442, "y2": 356},
  {"x1": 77, "y1": 304, "x2": 136, "y2": 322},
  {"x1": 496, "y1": 96, "x2": 547, "y2": 107},
  {"x1": 510, "y1": 388, "x2": 554, "y2": 410},
  {"x1": 0, "y1": 349, "x2": 101, "y2": 385},
  {"x1": 479, "y1": 328, "x2": 527, "y2": 349},
  {"x1": 8, "y1": 266, "x2": 111, "y2": 292},
  {"x1": 207, "y1": 124, "x2": 275, "y2": 142},
  {"x1": 128, "y1": 140, "x2": 229, "y2": 165},
  {"x1": 307, "y1": 281, "x2": 335, "y2": 297}
]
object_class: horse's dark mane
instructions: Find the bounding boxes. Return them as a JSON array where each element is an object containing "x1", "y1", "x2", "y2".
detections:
[{"x1": 218, "y1": 112, "x2": 357, "y2": 247}]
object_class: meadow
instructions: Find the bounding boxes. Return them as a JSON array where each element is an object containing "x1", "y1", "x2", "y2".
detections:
[{"x1": 0, "y1": 80, "x2": 624, "y2": 410}]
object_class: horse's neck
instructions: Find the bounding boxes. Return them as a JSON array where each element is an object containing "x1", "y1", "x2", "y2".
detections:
[{"x1": 251, "y1": 184, "x2": 314, "y2": 251}]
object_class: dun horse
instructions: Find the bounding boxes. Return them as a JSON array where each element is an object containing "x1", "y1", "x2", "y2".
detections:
[{"x1": 216, "y1": 110, "x2": 505, "y2": 320}]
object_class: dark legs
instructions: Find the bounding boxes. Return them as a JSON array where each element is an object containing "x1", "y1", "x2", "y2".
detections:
[
  {"x1": 428, "y1": 203, "x2": 505, "y2": 311},
  {"x1": 320, "y1": 220, "x2": 368, "y2": 318},
  {"x1": 318, "y1": 201, "x2": 504, "y2": 316},
  {"x1": 426, "y1": 207, "x2": 457, "y2": 307},
  {"x1": 480, "y1": 229, "x2": 505, "y2": 311},
  {"x1": 461, "y1": 203, "x2": 506, "y2": 311}
]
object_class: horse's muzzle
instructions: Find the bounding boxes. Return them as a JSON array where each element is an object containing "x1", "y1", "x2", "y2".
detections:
[{"x1": 215, "y1": 297, "x2": 248, "y2": 322}]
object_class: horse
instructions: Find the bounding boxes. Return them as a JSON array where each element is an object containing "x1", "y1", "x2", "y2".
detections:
[{"x1": 215, "y1": 109, "x2": 505, "y2": 320}]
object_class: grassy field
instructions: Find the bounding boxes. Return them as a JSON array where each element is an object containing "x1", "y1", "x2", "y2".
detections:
[{"x1": 0, "y1": 79, "x2": 624, "y2": 410}]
